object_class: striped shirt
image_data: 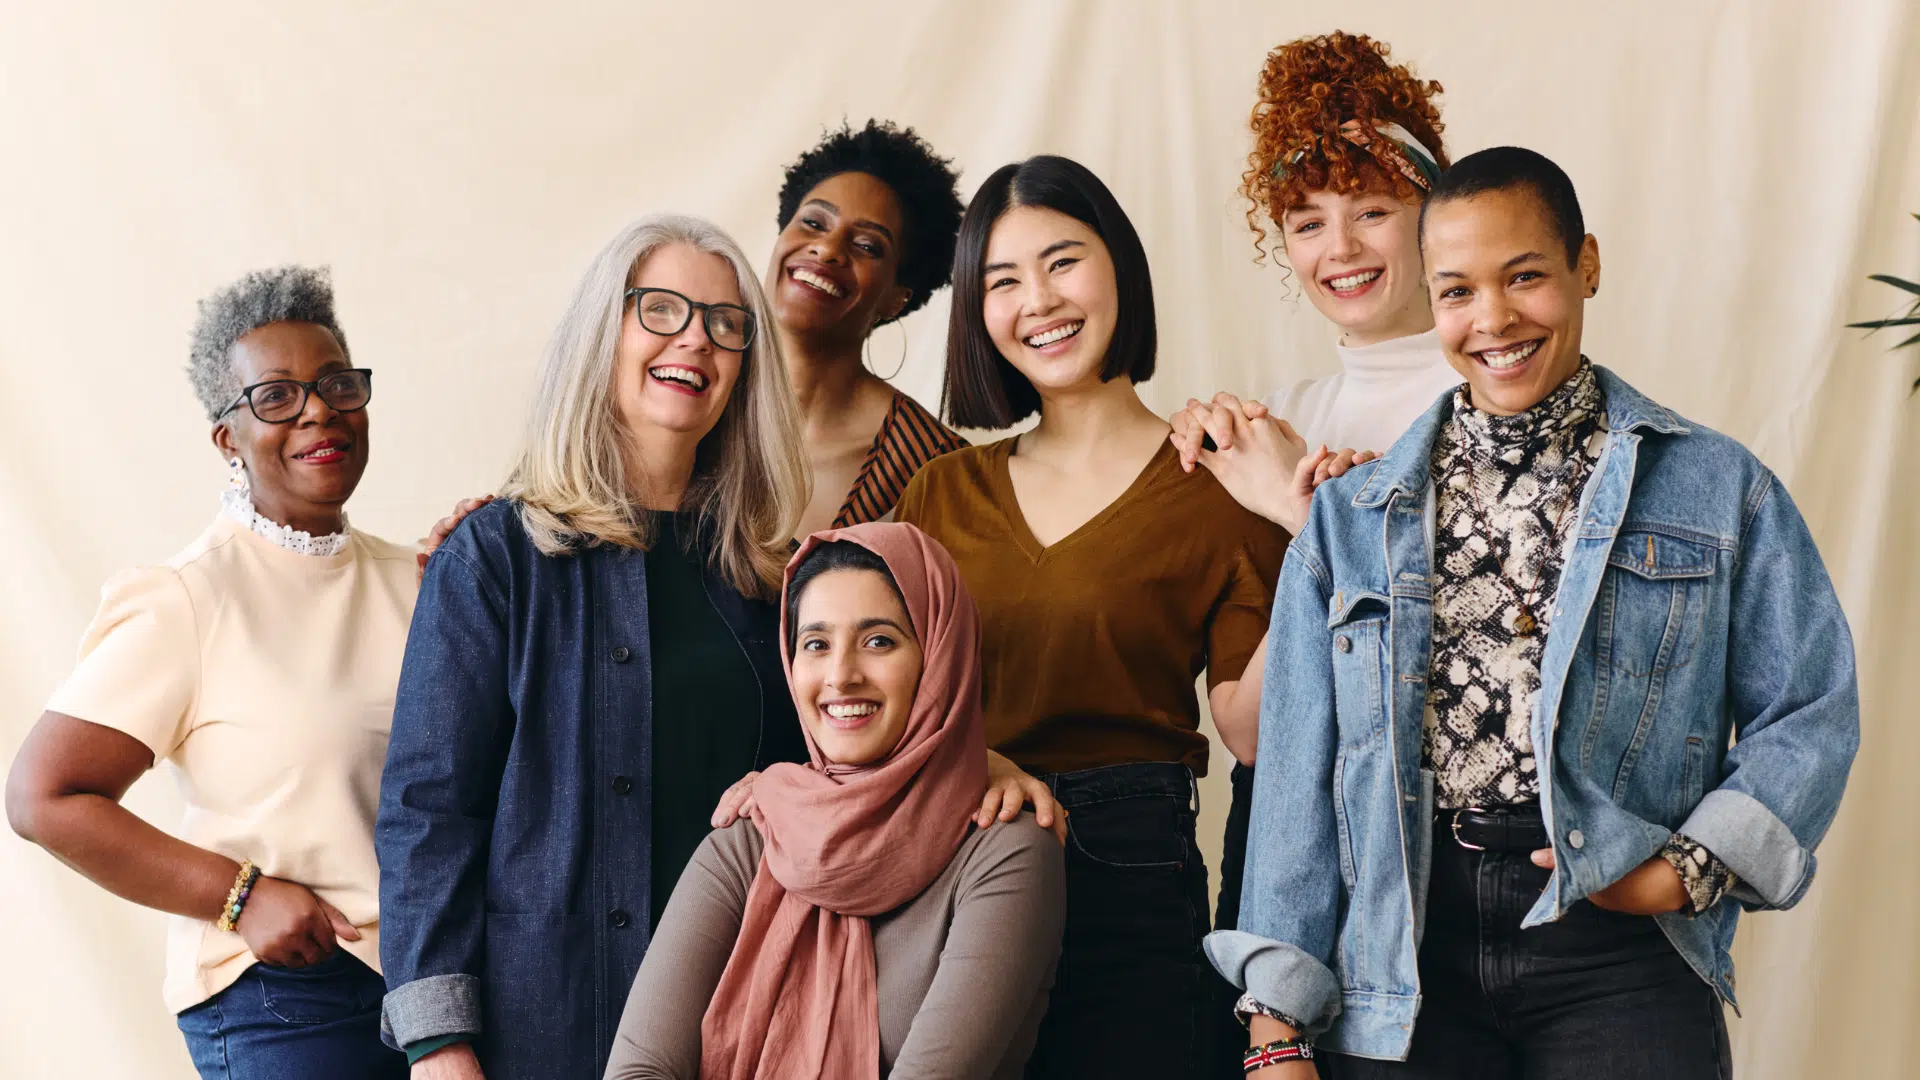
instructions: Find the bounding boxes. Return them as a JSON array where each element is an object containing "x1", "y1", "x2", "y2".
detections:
[{"x1": 832, "y1": 391, "x2": 968, "y2": 528}]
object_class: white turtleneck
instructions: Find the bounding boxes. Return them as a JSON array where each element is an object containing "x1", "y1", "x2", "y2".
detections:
[{"x1": 1265, "y1": 329, "x2": 1463, "y2": 455}]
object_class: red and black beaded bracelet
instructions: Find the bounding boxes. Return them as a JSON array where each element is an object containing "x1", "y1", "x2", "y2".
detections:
[{"x1": 1244, "y1": 1037, "x2": 1314, "y2": 1071}]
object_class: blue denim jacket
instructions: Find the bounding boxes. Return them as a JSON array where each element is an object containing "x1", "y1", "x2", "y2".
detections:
[
  {"x1": 1205, "y1": 365, "x2": 1858, "y2": 1060},
  {"x1": 374, "y1": 500, "x2": 804, "y2": 1079}
]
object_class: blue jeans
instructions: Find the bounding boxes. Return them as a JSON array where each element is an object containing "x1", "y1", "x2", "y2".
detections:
[
  {"x1": 176, "y1": 950, "x2": 407, "y2": 1080},
  {"x1": 1023, "y1": 762, "x2": 1217, "y2": 1080},
  {"x1": 1316, "y1": 820, "x2": 1730, "y2": 1079}
]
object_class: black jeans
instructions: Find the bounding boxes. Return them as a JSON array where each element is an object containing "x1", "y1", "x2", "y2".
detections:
[
  {"x1": 1318, "y1": 819, "x2": 1730, "y2": 1080},
  {"x1": 1024, "y1": 762, "x2": 1216, "y2": 1080}
]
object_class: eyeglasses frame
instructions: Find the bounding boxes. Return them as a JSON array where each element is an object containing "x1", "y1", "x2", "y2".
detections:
[
  {"x1": 218, "y1": 368, "x2": 376, "y2": 424},
  {"x1": 623, "y1": 287, "x2": 757, "y2": 353}
]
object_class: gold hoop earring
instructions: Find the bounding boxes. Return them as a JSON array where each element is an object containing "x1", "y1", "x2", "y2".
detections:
[{"x1": 864, "y1": 319, "x2": 908, "y2": 381}]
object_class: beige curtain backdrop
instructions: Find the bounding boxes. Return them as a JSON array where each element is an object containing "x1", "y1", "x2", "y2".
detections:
[{"x1": 2, "y1": 2, "x2": 1916, "y2": 1076}]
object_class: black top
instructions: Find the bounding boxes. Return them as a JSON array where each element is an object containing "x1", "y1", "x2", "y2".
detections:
[{"x1": 644, "y1": 511, "x2": 765, "y2": 929}]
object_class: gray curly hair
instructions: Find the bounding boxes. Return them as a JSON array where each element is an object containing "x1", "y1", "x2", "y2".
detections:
[{"x1": 188, "y1": 265, "x2": 349, "y2": 422}]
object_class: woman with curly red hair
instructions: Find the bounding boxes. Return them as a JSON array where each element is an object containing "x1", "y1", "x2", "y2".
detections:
[
  {"x1": 1173, "y1": 31, "x2": 1462, "y2": 761},
  {"x1": 1166, "y1": 30, "x2": 1465, "y2": 1074}
]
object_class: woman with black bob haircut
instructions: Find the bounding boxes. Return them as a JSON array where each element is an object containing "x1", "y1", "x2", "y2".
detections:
[
  {"x1": 942, "y1": 155, "x2": 1158, "y2": 427},
  {"x1": 893, "y1": 155, "x2": 1290, "y2": 1078},
  {"x1": 767, "y1": 119, "x2": 970, "y2": 537}
]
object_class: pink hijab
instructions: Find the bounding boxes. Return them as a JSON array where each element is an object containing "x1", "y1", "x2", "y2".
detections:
[{"x1": 699, "y1": 522, "x2": 986, "y2": 1080}]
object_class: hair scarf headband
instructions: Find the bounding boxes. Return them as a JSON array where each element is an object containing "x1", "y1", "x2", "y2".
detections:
[{"x1": 1276, "y1": 119, "x2": 1442, "y2": 192}]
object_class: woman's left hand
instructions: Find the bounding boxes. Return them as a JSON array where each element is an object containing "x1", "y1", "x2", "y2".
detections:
[
  {"x1": 978, "y1": 750, "x2": 1067, "y2": 844},
  {"x1": 1530, "y1": 848, "x2": 1688, "y2": 915}
]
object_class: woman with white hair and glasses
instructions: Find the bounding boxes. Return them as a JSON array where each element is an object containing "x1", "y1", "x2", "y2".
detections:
[
  {"x1": 6, "y1": 266, "x2": 414, "y2": 1078},
  {"x1": 375, "y1": 214, "x2": 813, "y2": 1080}
]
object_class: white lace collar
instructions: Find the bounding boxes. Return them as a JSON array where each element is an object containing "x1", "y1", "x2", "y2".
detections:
[{"x1": 220, "y1": 490, "x2": 353, "y2": 557}]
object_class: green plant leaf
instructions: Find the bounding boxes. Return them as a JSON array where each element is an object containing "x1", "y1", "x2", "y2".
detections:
[
  {"x1": 1898, "y1": 329, "x2": 1920, "y2": 348},
  {"x1": 1868, "y1": 274, "x2": 1920, "y2": 296},
  {"x1": 1848, "y1": 316, "x2": 1920, "y2": 329}
]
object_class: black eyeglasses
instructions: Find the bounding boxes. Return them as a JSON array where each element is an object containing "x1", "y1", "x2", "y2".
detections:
[
  {"x1": 219, "y1": 368, "x2": 374, "y2": 424},
  {"x1": 624, "y1": 287, "x2": 757, "y2": 352}
]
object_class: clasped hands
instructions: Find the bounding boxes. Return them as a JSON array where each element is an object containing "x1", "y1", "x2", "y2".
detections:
[{"x1": 1167, "y1": 393, "x2": 1375, "y2": 535}]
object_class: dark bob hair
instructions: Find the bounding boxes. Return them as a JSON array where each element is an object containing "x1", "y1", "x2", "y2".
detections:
[
  {"x1": 775, "y1": 120, "x2": 966, "y2": 324},
  {"x1": 1419, "y1": 145, "x2": 1586, "y2": 267},
  {"x1": 944, "y1": 155, "x2": 1156, "y2": 429},
  {"x1": 784, "y1": 539, "x2": 909, "y2": 657}
]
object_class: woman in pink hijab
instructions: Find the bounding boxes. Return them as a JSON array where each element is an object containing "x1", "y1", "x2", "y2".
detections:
[{"x1": 604, "y1": 522, "x2": 1066, "y2": 1080}]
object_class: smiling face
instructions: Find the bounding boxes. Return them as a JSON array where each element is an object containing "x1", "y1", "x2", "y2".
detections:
[
  {"x1": 1424, "y1": 187, "x2": 1600, "y2": 415},
  {"x1": 979, "y1": 205, "x2": 1118, "y2": 395},
  {"x1": 789, "y1": 567, "x2": 924, "y2": 767},
  {"x1": 767, "y1": 171, "x2": 913, "y2": 346},
  {"x1": 1282, "y1": 187, "x2": 1431, "y2": 345},
  {"x1": 212, "y1": 320, "x2": 368, "y2": 531},
  {"x1": 612, "y1": 242, "x2": 746, "y2": 442}
]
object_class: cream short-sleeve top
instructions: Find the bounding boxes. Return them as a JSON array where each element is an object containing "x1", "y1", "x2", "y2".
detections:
[{"x1": 45, "y1": 513, "x2": 418, "y2": 1013}]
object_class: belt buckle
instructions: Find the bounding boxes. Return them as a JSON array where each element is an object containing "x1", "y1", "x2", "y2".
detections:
[{"x1": 1450, "y1": 806, "x2": 1488, "y2": 851}]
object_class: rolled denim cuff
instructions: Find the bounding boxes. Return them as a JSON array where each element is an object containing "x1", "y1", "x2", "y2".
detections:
[
  {"x1": 1678, "y1": 788, "x2": 1814, "y2": 910},
  {"x1": 1204, "y1": 929, "x2": 1341, "y2": 1035},
  {"x1": 380, "y1": 973, "x2": 483, "y2": 1051}
]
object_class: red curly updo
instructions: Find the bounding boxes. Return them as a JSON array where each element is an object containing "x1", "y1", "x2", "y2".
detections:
[{"x1": 1244, "y1": 31, "x2": 1448, "y2": 258}]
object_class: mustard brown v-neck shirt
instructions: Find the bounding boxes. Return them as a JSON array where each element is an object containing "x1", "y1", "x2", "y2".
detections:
[{"x1": 895, "y1": 438, "x2": 1288, "y2": 776}]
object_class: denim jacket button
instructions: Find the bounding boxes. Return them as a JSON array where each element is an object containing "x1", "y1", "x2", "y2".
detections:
[
  {"x1": 608, "y1": 908, "x2": 632, "y2": 929},
  {"x1": 1567, "y1": 829, "x2": 1585, "y2": 850},
  {"x1": 611, "y1": 646, "x2": 632, "y2": 663},
  {"x1": 1335, "y1": 635, "x2": 1353, "y2": 653},
  {"x1": 611, "y1": 775, "x2": 634, "y2": 796}
]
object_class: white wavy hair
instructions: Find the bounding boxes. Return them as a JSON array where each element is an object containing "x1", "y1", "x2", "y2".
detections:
[{"x1": 501, "y1": 213, "x2": 807, "y2": 597}]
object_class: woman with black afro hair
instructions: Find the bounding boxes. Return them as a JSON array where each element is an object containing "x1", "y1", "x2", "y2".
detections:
[{"x1": 765, "y1": 119, "x2": 970, "y2": 537}]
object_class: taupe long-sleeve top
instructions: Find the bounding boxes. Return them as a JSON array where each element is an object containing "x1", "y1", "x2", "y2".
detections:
[{"x1": 605, "y1": 814, "x2": 1065, "y2": 1080}]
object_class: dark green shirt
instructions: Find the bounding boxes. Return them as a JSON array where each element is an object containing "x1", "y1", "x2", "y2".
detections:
[{"x1": 644, "y1": 511, "x2": 762, "y2": 929}]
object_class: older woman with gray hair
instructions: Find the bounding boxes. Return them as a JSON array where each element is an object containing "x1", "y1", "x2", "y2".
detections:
[
  {"x1": 375, "y1": 213, "x2": 812, "y2": 1080},
  {"x1": 5, "y1": 266, "x2": 414, "y2": 1078}
]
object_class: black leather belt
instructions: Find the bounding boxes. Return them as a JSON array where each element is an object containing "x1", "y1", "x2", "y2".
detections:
[{"x1": 1444, "y1": 805, "x2": 1547, "y2": 852}]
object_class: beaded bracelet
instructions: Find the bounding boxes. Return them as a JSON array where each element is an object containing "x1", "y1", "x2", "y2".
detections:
[
  {"x1": 1244, "y1": 1037, "x2": 1314, "y2": 1072},
  {"x1": 214, "y1": 859, "x2": 260, "y2": 933}
]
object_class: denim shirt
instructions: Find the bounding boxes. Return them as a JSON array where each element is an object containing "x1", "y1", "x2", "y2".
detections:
[
  {"x1": 1205, "y1": 365, "x2": 1858, "y2": 1060},
  {"x1": 374, "y1": 500, "x2": 804, "y2": 1079}
]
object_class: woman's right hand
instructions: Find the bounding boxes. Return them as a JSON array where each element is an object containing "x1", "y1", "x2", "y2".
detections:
[
  {"x1": 235, "y1": 875, "x2": 360, "y2": 968},
  {"x1": 412, "y1": 1041, "x2": 486, "y2": 1079},
  {"x1": 710, "y1": 771, "x2": 762, "y2": 828},
  {"x1": 979, "y1": 750, "x2": 1067, "y2": 844},
  {"x1": 417, "y1": 496, "x2": 495, "y2": 583}
]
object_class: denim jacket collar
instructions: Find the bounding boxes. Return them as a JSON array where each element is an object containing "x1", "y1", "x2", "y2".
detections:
[{"x1": 1351, "y1": 362, "x2": 1692, "y2": 510}]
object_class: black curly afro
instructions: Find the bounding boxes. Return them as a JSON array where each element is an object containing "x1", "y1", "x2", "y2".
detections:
[{"x1": 775, "y1": 119, "x2": 965, "y2": 323}]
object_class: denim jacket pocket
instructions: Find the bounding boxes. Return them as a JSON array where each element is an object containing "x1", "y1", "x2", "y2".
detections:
[
  {"x1": 1328, "y1": 590, "x2": 1393, "y2": 745},
  {"x1": 1590, "y1": 531, "x2": 1716, "y2": 676}
]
